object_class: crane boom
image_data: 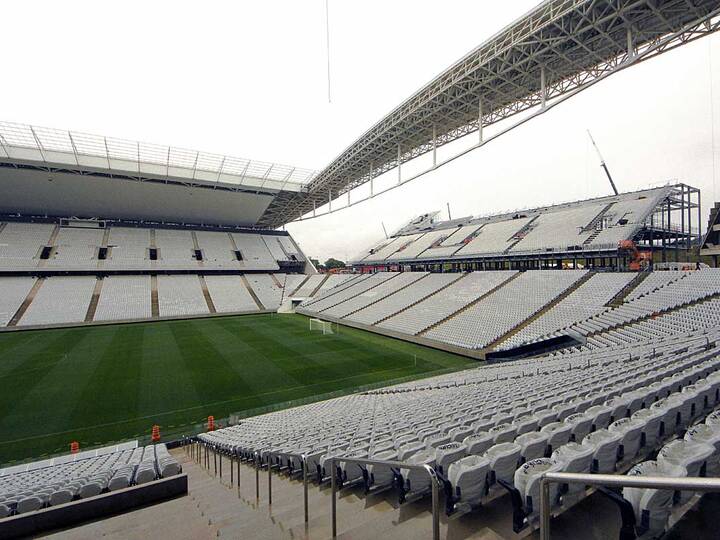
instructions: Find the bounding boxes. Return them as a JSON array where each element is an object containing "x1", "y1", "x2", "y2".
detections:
[{"x1": 587, "y1": 130, "x2": 619, "y2": 196}]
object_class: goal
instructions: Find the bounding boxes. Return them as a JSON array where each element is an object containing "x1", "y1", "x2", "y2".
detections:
[{"x1": 309, "y1": 318, "x2": 334, "y2": 335}]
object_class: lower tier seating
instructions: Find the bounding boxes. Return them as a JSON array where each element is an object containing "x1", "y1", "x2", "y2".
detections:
[{"x1": 0, "y1": 443, "x2": 181, "y2": 518}]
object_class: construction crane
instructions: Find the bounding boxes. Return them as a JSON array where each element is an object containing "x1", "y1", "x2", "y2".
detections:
[{"x1": 587, "y1": 130, "x2": 619, "y2": 196}]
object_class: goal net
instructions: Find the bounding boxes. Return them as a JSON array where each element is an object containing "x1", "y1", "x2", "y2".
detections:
[{"x1": 309, "y1": 318, "x2": 334, "y2": 335}]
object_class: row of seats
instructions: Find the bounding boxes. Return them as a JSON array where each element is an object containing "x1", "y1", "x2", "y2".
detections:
[
  {"x1": 568, "y1": 269, "x2": 720, "y2": 338},
  {"x1": 620, "y1": 411, "x2": 720, "y2": 538},
  {"x1": 0, "y1": 222, "x2": 304, "y2": 271},
  {"x1": 498, "y1": 272, "x2": 635, "y2": 350},
  {"x1": 353, "y1": 187, "x2": 670, "y2": 263},
  {"x1": 0, "y1": 272, "x2": 326, "y2": 327},
  {"x1": 0, "y1": 444, "x2": 181, "y2": 518},
  {"x1": 198, "y1": 326, "x2": 720, "y2": 525}
]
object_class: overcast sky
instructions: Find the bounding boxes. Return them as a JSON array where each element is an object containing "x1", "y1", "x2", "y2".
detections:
[{"x1": 3, "y1": 1, "x2": 719, "y2": 262}]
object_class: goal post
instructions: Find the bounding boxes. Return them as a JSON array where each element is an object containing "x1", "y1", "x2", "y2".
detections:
[{"x1": 309, "y1": 318, "x2": 334, "y2": 335}]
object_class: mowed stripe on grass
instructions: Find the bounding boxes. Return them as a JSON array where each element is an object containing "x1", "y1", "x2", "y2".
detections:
[{"x1": 0, "y1": 313, "x2": 475, "y2": 463}]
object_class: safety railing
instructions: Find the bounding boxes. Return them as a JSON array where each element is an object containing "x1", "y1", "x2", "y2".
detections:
[
  {"x1": 327, "y1": 455, "x2": 442, "y2": 540},
  {"x1": 186, "y1": 440, "x2": 263, "y2": 502},
  {"x1": 265, "y1": 451, "x2": 310, "y2": 523},
  {"x1": 539, "y1": 472, "x2": 720, "y2": 540}
]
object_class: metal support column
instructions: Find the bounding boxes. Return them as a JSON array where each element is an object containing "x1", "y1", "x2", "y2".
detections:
[
  {"x1": 432, "y1": 125, "x2": 437, "y2": 167},
  {"x1": 397, "y1": 144, "x2": 402, "y2": 184},
  {"x1": 255, "y1": 453, "x2": 260, "y2": 501},
  {"x1": 540, "y1": 66, "x2": 547, "y2": 109},
  {"x1": 478, "y1": 100, "x2": 484, "y2": 143}
]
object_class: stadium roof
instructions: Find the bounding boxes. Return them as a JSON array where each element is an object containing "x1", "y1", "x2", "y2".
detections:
[
  {"x1": 2, "y1": 2, "x2": 718, "y2": 229},
  {"x1": 0, "y1": 122, "x2": 317, "y2": 227},
  {"x1": 265, "y1": 0, "x2": 720, "y2": 228}
]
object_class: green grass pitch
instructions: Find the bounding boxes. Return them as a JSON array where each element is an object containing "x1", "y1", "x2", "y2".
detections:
[{"x1": 0, "y1": 313, "x2": 475, "y2": 464}]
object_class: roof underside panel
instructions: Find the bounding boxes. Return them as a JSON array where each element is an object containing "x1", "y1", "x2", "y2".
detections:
[{"x1": 262, "y1": 0, "x2": 720, "y2": 227}]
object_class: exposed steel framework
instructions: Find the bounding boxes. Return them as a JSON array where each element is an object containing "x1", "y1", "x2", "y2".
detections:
[{"x1": 261, "y1": 0, "x2": 720, "y2": 228}]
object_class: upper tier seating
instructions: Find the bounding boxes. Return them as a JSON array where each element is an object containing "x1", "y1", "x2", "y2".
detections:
[
  {"x1": 47, "y1": 228, "x2": 104, "y2": 268},
  {"x1": 0, "y1": 223, "x2": 54, "y2": 268},
  {"x1": 352, "y1": 187, "x2": 671, "y2": 264},
  {"x1": 0, "y1": 222, "x2": 302, "y2": 272},
  {"x1": 455, "y1": 218, "x2": 532, "y2": 256},
  {"x1": 232, "y1": 233, "x2": 280, "y2": 271},
  {"x1": 195, "y1": 231, "x2": 238, "y2": 268},
  {"x1": 105, "y1": 227, "x2": 151, "y2": 269},
  {"x1": 155, "y1": 229, "x2": 196, "y2": 269},
  {"x1": 278, "y1": 236, "x2": 305, "y2": 261},
  {"x1": 512, "y1": 204, "x2": 606, "y2": 252}
]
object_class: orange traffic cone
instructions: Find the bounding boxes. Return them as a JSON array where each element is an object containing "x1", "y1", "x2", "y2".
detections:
[
  {"x1": 151, "y1": 424, "x2": 161, "y2": 443},
  {"x1": 207, "y1": 416, "x2": 215, "y2": 431},
  {"x1": 70, "y1": 441, "x2": 79, "y2": 454}
]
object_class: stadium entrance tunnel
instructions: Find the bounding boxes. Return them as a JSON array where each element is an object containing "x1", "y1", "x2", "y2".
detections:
[{"x1": 485, "y1": 334, "x2": 585, "y2": 363}]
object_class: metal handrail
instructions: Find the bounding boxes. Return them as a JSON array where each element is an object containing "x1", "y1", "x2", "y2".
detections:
[
  {"x1": 328, "y1": 456, "x2": 442, "y2": 540},
  {"x1": 539, "y1": 472, "x2": 720, "y2": 540},
  {"x1": 264, "y1": 451, "x2": 310, "y2": 522}
]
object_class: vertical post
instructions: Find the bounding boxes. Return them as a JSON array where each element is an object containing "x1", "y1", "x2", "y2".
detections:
[
  {"x1": 303, "y1": 457, "x2": 309, "y2": 524},
  {"x1": 219, "y1": 451, "x2": 223, "y2": 479},
  {"x1": 255, "y1": 453, "x2": 260, "y2": 501},
  {"x1": 268, "y1": 457, "x2": 273, "y2": 506},
  {"x1": 397, "y1": 144, "x2": 402, "y2": 184},
  {"x1": 214, "y1": 447, "x2": 218, "y2": 476},
  {"x1": 540, "y1": 477, "x2": 551, "y2": 540},
  {"x1": 478, "y1": 100, "x2": 483, "y2": 143},
  {"x1": 687, "y1": 188, "x2": 693, "y2": 260},
  {"x1": 237, "y1": 455, "x2": 242, "y2": 498},
  {"x1": 331, "y1": 458, "x2": 337, "y2": 537},
  {"x1": 626, "y1": 26, "x2": 634, "y2": 59},
  {"x1": 430, "y1": 472, "x2": 440, "y2": 540},
  {"x1": 432, "y1": 125, "x2": 437, "y2": 166},
  {"x1": 698, "y1": 189, "x2": 702, "y2": 258},
  {"x1": 540, "y1": 66, "x2": 547, "y2": 109},
  {"x1": 230, "y1": 453, "x2": 234, "y2": 486},
  {"x1": 328, "y1": 190, "x2": 332, "y2": 212},
  {"x1": 681, "y1": 185, "x2": 687, "y2": 261},
  {"x1": 370, "y1": 162, "x2": 374, "y2": 197}
]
